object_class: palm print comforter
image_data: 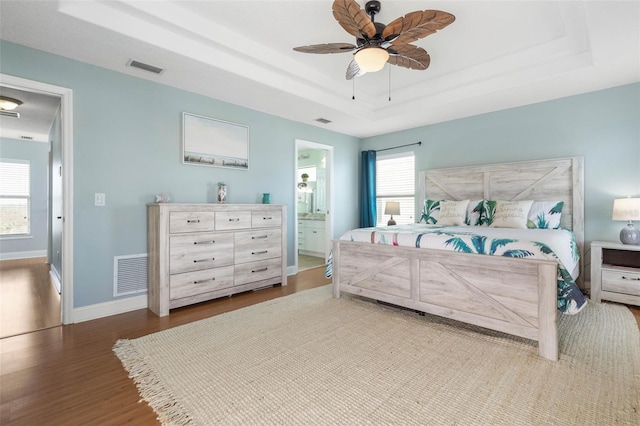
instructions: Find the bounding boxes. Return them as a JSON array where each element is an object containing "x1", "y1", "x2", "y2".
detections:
[{"x1": 338, "y1": 224, "x2": 587, "y2": 315}]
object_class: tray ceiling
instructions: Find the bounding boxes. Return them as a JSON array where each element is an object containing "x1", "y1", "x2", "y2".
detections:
[{"x1": 1, "y1": 1, "x2": 638, "y2": 138}]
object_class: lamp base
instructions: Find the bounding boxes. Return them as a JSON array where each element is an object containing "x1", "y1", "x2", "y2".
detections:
[
  {"x1": 620, "y1": 222, "x2": 640, "y2": 245},
  {"x1": 387, "y1": 216, "x2": 396, "y2": 226}
]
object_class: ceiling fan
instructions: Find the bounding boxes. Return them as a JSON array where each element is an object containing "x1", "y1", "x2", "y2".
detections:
[{"x1": 293, "y1": 0, "x2": 455, "y2": 80}]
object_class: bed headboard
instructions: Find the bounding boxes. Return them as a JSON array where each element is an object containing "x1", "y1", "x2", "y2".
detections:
[{"x1": 418, "y1": 157, "x2": 585, "y2": 286}]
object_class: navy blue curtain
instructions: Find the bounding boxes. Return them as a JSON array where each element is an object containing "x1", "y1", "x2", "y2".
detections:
[{"x1": 359, "y1": 150, "x2": 377, "y2": 228}]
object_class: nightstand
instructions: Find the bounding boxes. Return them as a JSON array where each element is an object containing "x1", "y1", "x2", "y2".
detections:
[{"x1": 590, "y1": 241, "x2": 640, "y2": 306}]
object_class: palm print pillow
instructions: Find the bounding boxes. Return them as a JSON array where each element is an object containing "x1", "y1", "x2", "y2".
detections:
[{"x1": 527, "y1": 201, "x2": 564, "y2": 229}]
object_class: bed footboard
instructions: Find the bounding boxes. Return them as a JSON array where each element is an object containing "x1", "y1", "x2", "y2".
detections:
[{"x1": 332, "y1": 240, "x2": 559, "y2": 361}]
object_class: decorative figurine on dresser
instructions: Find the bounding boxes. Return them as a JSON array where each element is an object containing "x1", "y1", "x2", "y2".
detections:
[{"x1": 147, "y1": 203, "x2": 287, "y2": 316}]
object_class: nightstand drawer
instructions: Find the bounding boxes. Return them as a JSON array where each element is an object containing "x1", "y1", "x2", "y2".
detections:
[{"x1": 602, "y1": 268, "x2": 640, "y2": 296}]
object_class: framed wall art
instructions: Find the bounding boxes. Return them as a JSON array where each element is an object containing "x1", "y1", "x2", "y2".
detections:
[{"x1": 182, "y1": 112, "x2": 249, "y2": 169}]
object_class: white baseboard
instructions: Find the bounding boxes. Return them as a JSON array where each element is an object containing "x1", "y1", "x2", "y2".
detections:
[
  {"x1": 72, "y1": 264, "x2": 322, "y2": 323},
  {"x1": 73, "y1": 294, "x2": 148, "y2": 323},
  {"x1": 50, "y1": 268, "x2": 61, "y2": 294},
  {"x1": 0, "y1": 250, "x2": 47, "y2": 261}
]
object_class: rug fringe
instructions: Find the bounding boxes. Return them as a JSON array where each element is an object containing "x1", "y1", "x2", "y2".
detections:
[{"x1": 113, "y1": 339, "x2": 193, "y2": 425}]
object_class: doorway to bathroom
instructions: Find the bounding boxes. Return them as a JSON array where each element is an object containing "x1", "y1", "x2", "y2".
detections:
[{"x1": 294, "y1": 139, "x2": 333, "y2": 272}]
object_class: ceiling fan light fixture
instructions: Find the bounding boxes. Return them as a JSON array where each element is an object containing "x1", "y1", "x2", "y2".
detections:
[
  {"x1": 0, "y1": 96, "x2": 23, "y2": 111},
  {"x1": 354, "y1": 47, "x2": 389, "y2": 72}
]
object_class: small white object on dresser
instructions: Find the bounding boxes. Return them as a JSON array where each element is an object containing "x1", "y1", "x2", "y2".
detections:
[
  {"x1": 590, "y1": 240, "x2": 640, "y2": 306},
  {"x1": 148, "y1": 203, "x2": 287, "y2": 316}
]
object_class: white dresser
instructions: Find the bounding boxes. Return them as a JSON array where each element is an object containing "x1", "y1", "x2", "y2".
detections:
[{"x1": 147, "y1": 203, "x2": 287, "y2": 316}]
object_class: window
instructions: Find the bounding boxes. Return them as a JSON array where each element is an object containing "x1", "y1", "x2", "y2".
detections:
[
  {"x1": 376, "y1": 152, "x2": 415, "y2": 225},
  {"x1": 0, "y1": 159, "x2": 31, "y2": 236}
]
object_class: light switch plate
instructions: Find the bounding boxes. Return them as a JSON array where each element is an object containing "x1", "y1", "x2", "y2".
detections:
[{"x1": 95, "y1": 193, "x2": 106, "y2": 206}]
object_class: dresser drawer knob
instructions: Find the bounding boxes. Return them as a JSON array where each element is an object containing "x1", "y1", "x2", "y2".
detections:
[
  {"x1": 263, "y1": 216, "x2": 272, "y2": 220},
  {"x1": 622, "y1": 276, "x2": 640, "y2": 281},
  {"x1": 252, "y1": 250, "x2": 268, "y2": 255},
  {"x1": 194, "y1": 240, "x2": 215, "y2": 245},
  {"x1": 251, "y1": 267, "x2": 268, "y2": 273},
  {"x1": 252, "y1": 235, "x2": 268, "y2": 240},
  {"x1": 193, "y1": 258, "x2": 215, "y2": 263},
  {"x1": 186, "y1": 219, "x2": 200, "y2": 224},
  {"x1": 194, "y1": 277, "x2": 216, "y2": 284}
]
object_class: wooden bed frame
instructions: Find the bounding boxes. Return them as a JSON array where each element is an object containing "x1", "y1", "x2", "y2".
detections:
[{"x1": 332, "y1": 157, "x2": 584, "y2": 361}]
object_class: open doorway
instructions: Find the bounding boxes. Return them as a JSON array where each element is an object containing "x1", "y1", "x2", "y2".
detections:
[
  {"x1": 0, "y1": 74, "x2": 74, "y2": 334},
  {"x1": 0, "y1": 86, "x2": 60, "y2": 337},
  {"x1": 295, "y1": 139, "x2": 333, "y2": 273}
]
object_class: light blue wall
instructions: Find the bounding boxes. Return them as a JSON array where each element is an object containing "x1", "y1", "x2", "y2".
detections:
[
  {"x1": 362, "y1": 83, "x2": 640, "y2": 252},
  {"x1": 0, "y1": 137, "x2": 50, "y2": 257},
  {"x1": 0, "y1": 41, "x2": 361, "y2": 308},
  {"x1": 3, "y1": 39, "x2": 637, "y2": 308}
]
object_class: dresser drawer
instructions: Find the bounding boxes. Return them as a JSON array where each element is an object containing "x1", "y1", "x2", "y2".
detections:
[
  {"x1": 215, "y1": 211, "x2": 251, "y2": 231},
  {"x1": 170, "y1": 266, "x2": 235, "y2": 300},
  {"x1": 252, "y1": 210, "x2": 282, "y2": 228},
  {"x1": 169, "y1": 211, "x2": 215, "y2": 234},
  {"x1": 170, "y1": 232, "x2": 234, "y2": 274},
  {"x1": 235, "y1": 258, "x2": 281, "y2": 286},
  {"x1": 602, "y1": 268, "x2": 640, "y2": 296},
  {"x1": 234, "y1": 229, "x2": 281, "y2": 264}
]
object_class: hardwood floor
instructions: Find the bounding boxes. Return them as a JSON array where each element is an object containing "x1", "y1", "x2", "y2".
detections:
[
  {"x1": 0, "y1": 266, "x2": 638, "y2": 425},
  {"x1": 0, "y1": 267, "x2": 331, "y2": 425},
  {"x1": 0, "y1": 258, "x2": 61, "y2": 339},
  {"x1": 630, "y1": 305, "x2": 640, "y2": 329}
]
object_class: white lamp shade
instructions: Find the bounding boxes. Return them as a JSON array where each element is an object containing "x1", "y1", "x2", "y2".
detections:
[
  {"x1": 354, "y1": 48, "x2": 389, "y2": 72},
  {"x1": 384, "y1": 201, "x2": 400, "y2": 216},
  {"x1": 612, "y1": 198, "x2": 640, "y2": 221}
]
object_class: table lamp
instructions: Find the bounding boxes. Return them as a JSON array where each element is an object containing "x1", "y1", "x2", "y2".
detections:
[
  {"x1": 385, "y1": 201, "x2": 400, "y2": 226},
  {"x1": 612, "y1": 197, "x2": 640, "y2": 245}
]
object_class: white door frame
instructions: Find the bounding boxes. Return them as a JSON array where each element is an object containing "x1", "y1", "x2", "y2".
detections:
[
  {"x1": 1, "y1": 74, "x2": 74, "y2": 324},
  {"x1": 294, "y1": 139, "x2": 334, "y2": 273}
]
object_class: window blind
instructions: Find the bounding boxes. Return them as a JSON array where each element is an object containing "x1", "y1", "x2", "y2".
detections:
[
  {"x1": 376, "y1": 152, "x2": 415, "y2": 225},
  {"x1": 0, "y1": 159, "x2": 31, "y2": 235}
]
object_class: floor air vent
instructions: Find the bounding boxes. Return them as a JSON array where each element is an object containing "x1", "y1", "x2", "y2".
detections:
[{"x1": 113, "y1": 253, "x2": 148, "y2": 297}]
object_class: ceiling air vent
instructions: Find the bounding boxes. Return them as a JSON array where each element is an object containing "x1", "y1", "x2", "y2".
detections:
[
  {"x1": 127, "y1": 59, "x2": 164, "y2": 74},
  {"x1": 315, "y1": 118, "x2": 332, "y2": 124},
  {"x1": 0, "y1": 110, "x2": 20, "y2": 118}
]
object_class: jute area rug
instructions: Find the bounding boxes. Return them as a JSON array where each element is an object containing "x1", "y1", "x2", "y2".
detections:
[{"x1": 114, "y1": 285, "x2": 640, "y2": 425}]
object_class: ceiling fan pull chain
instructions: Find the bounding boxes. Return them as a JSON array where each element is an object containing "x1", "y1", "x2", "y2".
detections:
[
  {"x1": 352, "y1": 78, "x2": 356, "y2": 100},
  {"x1": 388, "y1": 65, "x2": 391, "y2": 102}
]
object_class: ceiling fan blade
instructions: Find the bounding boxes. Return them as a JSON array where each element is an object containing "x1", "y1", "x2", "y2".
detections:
[
  {"x1": 345, "y1": 60, "x2": 366, "y2": 80},
  {"x1": 332, "y1": 0, "x2": 376, "y2": 39},
  {"x1": 293, "y1": 43, "x2": 357, "y2": 54},
  {"x1": 382, "y1": 10, "x2": 455, "y2": 45},
  {"x1": 387, "y1": 44, "x2": 431, "y2": 70}
]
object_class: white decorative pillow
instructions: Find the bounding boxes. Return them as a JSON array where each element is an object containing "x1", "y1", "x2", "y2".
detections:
[
  {"x1": 489, "y1": 200, "x2": 534, "y2": 229},
  {"x1": 466, "y1": 199, "x2": 484, "y2": 226},
  {"x1": 527, "y1": 201, "x2": 564, "y2": 229},
  {"x1": 437, "y1": 200, "x2": 470, "y2": 226}
]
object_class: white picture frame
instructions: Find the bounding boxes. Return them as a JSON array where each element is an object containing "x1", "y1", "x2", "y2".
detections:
[{"x1": 182, "y1": 112, "x2": 249, "y2": 169}]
